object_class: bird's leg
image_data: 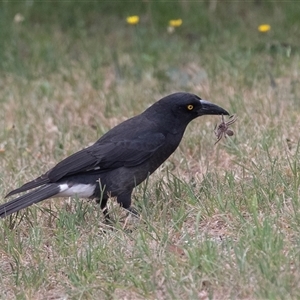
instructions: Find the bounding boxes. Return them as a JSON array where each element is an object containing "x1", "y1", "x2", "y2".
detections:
[
  {"x1": 95, "y1": 179, "x2": 111, "y2": 221},
  {"x1": 101, "y1": 205, "x2": 111, "y2": 221},
  {"x1": 96, "y1": 197, "x2": 110, "y2": 220},
  {"x1": 117, "y1": 191, "x2": 139, "y2": 218},
  {"x1": 126, "y1": 206, "x2": 139, "y2": 217}
]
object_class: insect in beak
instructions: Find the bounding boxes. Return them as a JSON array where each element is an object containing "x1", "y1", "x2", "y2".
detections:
[{"x1": 214, "y1": 114, "x2": 237, "y2": 145}]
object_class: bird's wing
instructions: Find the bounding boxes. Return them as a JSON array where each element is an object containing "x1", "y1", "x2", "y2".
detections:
[
  {"x1": 6, "y1": 132, "x2": 165, "y2": 197},
  {"x1": 5, "y1": 147, "x2": 99, "y2": 197},
  {"x1": 5, "y1": 175, "x2": 50, "y2": 197},
  {"x1": 47, "y1": 132, "x2": 166, "y2": 181},
  {"x1": 6, "y1": 132, "x2": 166, "y2": 198}
]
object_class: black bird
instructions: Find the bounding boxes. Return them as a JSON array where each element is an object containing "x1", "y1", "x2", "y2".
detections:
[{"x1": 1, "y1": 92, "x2": 229, "y2": 219}]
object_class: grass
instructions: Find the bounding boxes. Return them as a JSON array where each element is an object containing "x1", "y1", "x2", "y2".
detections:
[{"x1": 1, "y1": 1, "x2": 300, "y2": 299}]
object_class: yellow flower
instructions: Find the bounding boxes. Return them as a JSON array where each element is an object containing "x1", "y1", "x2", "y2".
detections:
[
  {"x1": 126, "y1": 16, "x2": 139, "y2": 25},
  {"x1": 258, "y1": 24, "x2": 271, "y2": 32},
  {"x1": 169, "y1": 19, "x2": 182, "y2": 27}
]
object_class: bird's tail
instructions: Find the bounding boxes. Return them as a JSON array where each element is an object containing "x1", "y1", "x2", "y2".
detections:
[{"x1": 0, "y1": 184, "x2": 60, "y2": 218}]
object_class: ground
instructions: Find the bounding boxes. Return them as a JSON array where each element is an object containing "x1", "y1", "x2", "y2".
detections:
[{"x1": 0, "y1": 2, "x2": 300, "y2": 299}]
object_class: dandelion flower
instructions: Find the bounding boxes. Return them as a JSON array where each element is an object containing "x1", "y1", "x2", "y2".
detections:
[
  {"x1": 169, "y1": 19, "x2": 183, "y2": 27},
  {"x1": 126, "y1": 16, "x2": 139, "y2": 25},
  {"x1": 258, "y1": 24, "x2": 271, "y2": 32}
]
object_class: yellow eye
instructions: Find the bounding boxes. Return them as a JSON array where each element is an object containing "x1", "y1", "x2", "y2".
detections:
[{"x1": 187, "y1": 104, "x2": 194, "y2": 110}]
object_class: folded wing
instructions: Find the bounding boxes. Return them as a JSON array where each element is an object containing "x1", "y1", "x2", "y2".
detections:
[{"x1": 6, "y1": 132, "x2": 166, "y2": 197}]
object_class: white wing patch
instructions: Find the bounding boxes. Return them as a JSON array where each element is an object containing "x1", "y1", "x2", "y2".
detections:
[{"x1": 57, "y1": 183, "x2": 95, "y2": 198}]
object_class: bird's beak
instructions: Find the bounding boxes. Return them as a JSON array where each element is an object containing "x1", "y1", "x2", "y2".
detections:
[{"x1": 198, "y1": 100, "x2": 229, "y2": 116}]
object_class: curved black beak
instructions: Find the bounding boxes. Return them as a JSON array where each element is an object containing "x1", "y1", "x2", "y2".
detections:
[{"x1": 198, "y1": 100, "x2": 229, "y2": 116}]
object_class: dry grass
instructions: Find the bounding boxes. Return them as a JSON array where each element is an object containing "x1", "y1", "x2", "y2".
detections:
[{"x1": 1, "y1": 2, "x2": 300, "y2": 299}]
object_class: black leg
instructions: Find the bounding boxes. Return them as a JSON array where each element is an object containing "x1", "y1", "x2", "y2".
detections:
[
  {"x1": 127, "y1": 206, "x2": 139, "y2": 217},
  {"x1": 116, "y1": 191, "x2": 132, "y2": 209},
  {"x1": 96, "y1": 197, "x2": 110, "y2": 220},
  {"x1": 117, "y1": 191, "x2": 139, "y2": 217}
]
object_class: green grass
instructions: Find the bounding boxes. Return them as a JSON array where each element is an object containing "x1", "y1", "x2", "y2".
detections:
[{"x1": 1, "y1": 1, "x2": 300, "y2": 299}]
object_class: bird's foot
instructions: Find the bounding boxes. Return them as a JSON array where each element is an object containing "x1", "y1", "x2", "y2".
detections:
[{"x1": 126, "y1": 206, "x2": 139, "y2": 218}]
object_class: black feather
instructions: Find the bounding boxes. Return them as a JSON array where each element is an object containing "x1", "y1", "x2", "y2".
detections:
[
  {"x1": 2, "y1": 92, "x2": 229, "y2": 220},
  {"x1": 1, "y1": 184, "x2": 60, "y2": 218}
]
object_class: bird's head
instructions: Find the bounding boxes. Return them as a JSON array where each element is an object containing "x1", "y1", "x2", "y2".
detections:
[{"x1": 150, "y1": 92, "x2": 229, "y2": 125}]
